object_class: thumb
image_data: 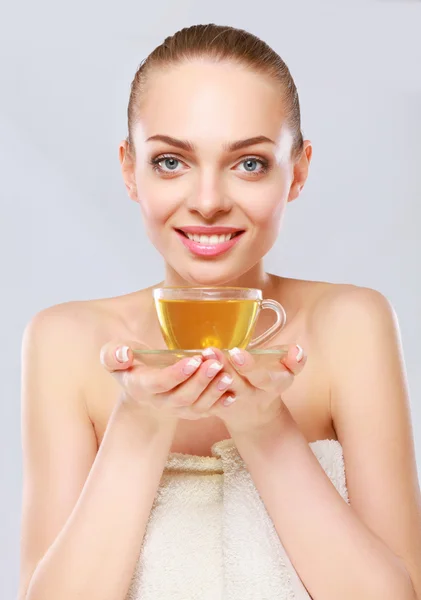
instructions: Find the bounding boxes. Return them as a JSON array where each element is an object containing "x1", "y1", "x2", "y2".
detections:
[{"x1": 99, "y1": 341, "x2": 137, "y2": 372}]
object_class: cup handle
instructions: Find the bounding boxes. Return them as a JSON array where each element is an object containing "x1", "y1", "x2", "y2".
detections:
[{"x1": 246, "y1": 299, "x2": 287, "y2": 350}]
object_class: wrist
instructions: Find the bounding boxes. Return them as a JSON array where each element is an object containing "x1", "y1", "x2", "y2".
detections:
[
  {"x1": 105, "y1": 396, "x2": 177, "y2": 463},
  {"x1": 228, "y1": 401, "x2": 293, "y2": 442}
]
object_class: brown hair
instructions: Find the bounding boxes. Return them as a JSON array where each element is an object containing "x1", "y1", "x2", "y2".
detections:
[{"x1": 126, "y1": 23, "x2": 304, "y2": 163}]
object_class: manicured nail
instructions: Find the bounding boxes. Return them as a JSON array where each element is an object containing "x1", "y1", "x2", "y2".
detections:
[
  {"x1": 207, "y1": 361, "x2": 223, "y2": 377},
  {"x1": 296, "y1": 344, "x2": 304, "y2": 362},
  {"x1": 183, "y1": 357, "x2": 202, "y2": 375},
  {"x1": 228, "y1": 347, "x2": 245, "y2": 365},
  {"x1": 202, "y1": 347, "x2": 217, "y2": 358},
  {"x1": 116, "y1": 346, "x2": 130, "y2": 363},
  {"x1": 223, "y1": 395, "x2": 237, "y2": 407},
  {"x1": 218, "y1": 374, "x2": 233, "y2": 391}
]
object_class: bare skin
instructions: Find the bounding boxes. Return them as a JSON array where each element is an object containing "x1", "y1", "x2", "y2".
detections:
[
  {"x1": 83, "y1": 275, "x2": 337, "y2": 457},
  {"x1": 19, "y1": 57, "x2": 421, "y2": 600}
]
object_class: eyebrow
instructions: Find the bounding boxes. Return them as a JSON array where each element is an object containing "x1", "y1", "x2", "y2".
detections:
[{"x1": 145, "y1": 134, "x2": 276, "y2": 152}]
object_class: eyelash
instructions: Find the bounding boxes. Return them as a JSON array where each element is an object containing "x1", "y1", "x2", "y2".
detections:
[{"x1": 148, "y1": 154, "x2": 271, "y2": 178}]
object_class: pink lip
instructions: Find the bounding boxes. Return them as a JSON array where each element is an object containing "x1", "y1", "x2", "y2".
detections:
[
  {"x1": 175, "y1": 229, "x2": 244, "y2": 257},
  {"x1": 177, "y1": 225, "x2": 244, "y2": 235}
]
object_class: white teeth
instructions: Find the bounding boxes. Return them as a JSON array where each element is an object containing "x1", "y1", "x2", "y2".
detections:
[{"x1": 185, "y1": 233, "x2": 235, "y2": 244}]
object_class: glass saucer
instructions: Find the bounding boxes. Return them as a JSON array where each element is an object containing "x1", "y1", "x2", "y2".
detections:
[{"x1": 132, "y1": 347, "x2": 289, "y2": 368}]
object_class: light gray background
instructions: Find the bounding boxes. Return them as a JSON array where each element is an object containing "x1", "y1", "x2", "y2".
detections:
[{"x1": 1, "y1": 1, "x2": 420, "y2": 597}]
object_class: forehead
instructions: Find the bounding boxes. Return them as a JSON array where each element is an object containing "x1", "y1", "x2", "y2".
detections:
[{"x1": 134, "y1": 60, "x2": 285, "y2": 145}]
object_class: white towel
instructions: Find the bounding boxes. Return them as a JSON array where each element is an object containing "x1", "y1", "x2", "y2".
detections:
[{"x1": 125, "y1": 438, "x2": 348, "y2": 600}]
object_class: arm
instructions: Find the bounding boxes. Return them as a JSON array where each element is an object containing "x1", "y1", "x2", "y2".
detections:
[
  {"x1": 19, "y1": 305, "x2": 176, "y2": 600},
  {"x1": 229, "y1": 287, "x2": 421, "y2": 600}
]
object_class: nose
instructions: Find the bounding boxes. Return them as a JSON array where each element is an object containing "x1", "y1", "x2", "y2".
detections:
[{"x1": 185, "y1": 173, "x2": 232, "y2": 219}]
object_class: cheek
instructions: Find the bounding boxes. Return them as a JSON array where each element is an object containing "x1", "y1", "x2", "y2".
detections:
[
  {"x1": 139, "y1": 197, "x2": 169, "y2": 222},
  {"x1": 137, "y1": 198, "x2": 171, "y2": 252},
  {"x1": 135, "y1": 178, "x2": 184, "y2": 252},
  {"x1": 243, "y1": 192, "x2": 286, "y2": 227},
  {"x1": 238, "y1": 172, "x2": 290, "y2": 225},
  {"x1": 136, "y1": 177, "x2": 178, "y2": 223}
]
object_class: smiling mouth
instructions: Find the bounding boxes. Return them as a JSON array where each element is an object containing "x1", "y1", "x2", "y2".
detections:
[{"x1": 175, "y1": 229, "x2": 244, "y2": 244}]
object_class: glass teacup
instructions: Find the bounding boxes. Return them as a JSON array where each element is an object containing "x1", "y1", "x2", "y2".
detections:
[{"x1": 153, "y1": 286, "x2": 286, "y2": 350}]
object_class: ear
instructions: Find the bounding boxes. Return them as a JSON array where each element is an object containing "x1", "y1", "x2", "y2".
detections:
[
  {"x1": 287, "y1": 140, "x2": 313, "y2": 203},
  {"x1": 119, "y1": 139, "x2": 139, "y2": 203}
]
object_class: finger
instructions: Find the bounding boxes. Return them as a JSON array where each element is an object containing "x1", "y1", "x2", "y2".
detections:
[
  {"x1": 280, "y1": 344, "x2": 307, "y2": 375},
  {"x1": 201, "y1": 346, "x2": 220, "y2": 360},
  {"x1": 228, "y1": 344, "x2": 306, "y2": 375},
  {"x1": 201, "y1": 346, "x2": 225, "y2": 362},
  {"x1": 133, "y1": 354, "x2": 206, "y2": 395},
  {"x1": 200, "y1": 345, "x2": 247, "y2": 393},
  {"x1": 200, "y1": 347, "x2": 239, "y2": 379},
  {"x1": 99, "y1": 341, "x2": 136, "y2": 371},
  {"x1": 162, "y1": 356, "x2": 225, "y2": 408},
  {"x1": 99, "y1": 340, "x2": 158, "y2": 372},
  {"x1": 100, "y1": 341, "x2": 148, "y2": 400},
  {"x1": 227, "y1": 344, "x2": 306, "y2": 390},
  {"x1": 187, "y1": 368, "x2": 236, "y2": 414},
  {"x1": 100, "y1": 341, "x2": 206, "y2": 395}
]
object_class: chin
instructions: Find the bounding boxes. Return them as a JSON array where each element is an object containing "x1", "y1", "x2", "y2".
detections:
[{"x1": 176, "y1": 263, "x2": 253, "y2": 287}]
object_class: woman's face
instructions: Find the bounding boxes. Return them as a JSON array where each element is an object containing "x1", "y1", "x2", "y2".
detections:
[{"x1": 120, "y1": 59, "x2": 311, "y2": 285}]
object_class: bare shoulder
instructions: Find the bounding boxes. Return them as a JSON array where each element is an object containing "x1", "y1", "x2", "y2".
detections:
[
  {"x1": 301, "y1": 280, "x2": 399, "y2": 412},
  {"x1": 275, "y1": 275, "x2": 390, "y2": 325},
  {"x1": 23, "y1": 300, "x2": 92, "y2": 365},
  {"x1": 275, "y1": 276, "x2": 390, "y2": 322},
  {"x1": 308, "y1": 282, "x2": 401, "y2": 401},
  {"x1": 311, "y1": 280, "x2": 392, "y2": 311},
  {"x1": 262, "y1": 278, "x2": 388, "y2": 442},
  {"x1": 22, "y1": 297, "x2": 129, "y2": 394},
  {"x1": 275, "y1": 277, "x2": 395, "y2": 390},
  {"x1": 24, "y1": 298, "x2": 112, "y2": 353},
  {"x1": 291, "y1": 279, "x2": 396, "y2": 364},
  {"x1": 307, "y1": 281, "x2": 396, "y2": 342},
  {"x1": 25, "y1": 289, "x2": 146, "y2": 342}
]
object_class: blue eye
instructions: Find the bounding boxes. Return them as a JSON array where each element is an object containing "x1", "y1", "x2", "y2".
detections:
[
  {"x1": 150, "y1": 155, "x2": 181, "y2": 172},
  {"x1": 239, "y1": 158, "x2": 267, "y2": 174},
  {"x1": 149, "y1": 154, "x2": 271, "y2": 177},
  {"x1": 234, "y1": 157, "x2": 271, "y2": 177}
]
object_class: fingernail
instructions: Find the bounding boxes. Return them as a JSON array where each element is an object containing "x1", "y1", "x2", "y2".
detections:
[
  {"x1": 223, "y1": 395, "x2": 237, "y2": 407},
  {"x1": 296, "y1": 344, "x2": 304, "y2": 362},
  {"x1": 183, "y1": 357, "x2": 202, "y2": 375},
  {"x1": 206, "y1": 360, "x2": 224, "y2": 377},
  {"x1": 228, "y1": 347, "x2": 245, "y2": 365},
  {"x1": 218, "y1": 374, "x2": 233, "y2": 391},
  {"x1": 202, "y1": 347, "x2": 217, "y2": 358},
  {"x1": 207, "y1": 361, "x2": 223, "y2": 377},
  {"x1": 116, "y1": 346, "x2": 130, "y2": 363}
]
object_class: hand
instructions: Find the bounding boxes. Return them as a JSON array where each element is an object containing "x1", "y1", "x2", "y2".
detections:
[
  {"x1": 99, "y1": 340, "x2": 237, "y2": 426},
  {"x1": 195, "y1": 344, "x2": 307, "y2": 435}
]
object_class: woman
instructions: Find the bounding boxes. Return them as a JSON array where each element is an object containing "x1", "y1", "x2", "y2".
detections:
[{"x1": 18, "y1": 23, "x2": 421, "y2": 600}]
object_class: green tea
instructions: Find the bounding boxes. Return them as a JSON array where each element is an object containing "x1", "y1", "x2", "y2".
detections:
[{"x1": 155, "y1": 298, "x2": 259, "y2": 350}]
